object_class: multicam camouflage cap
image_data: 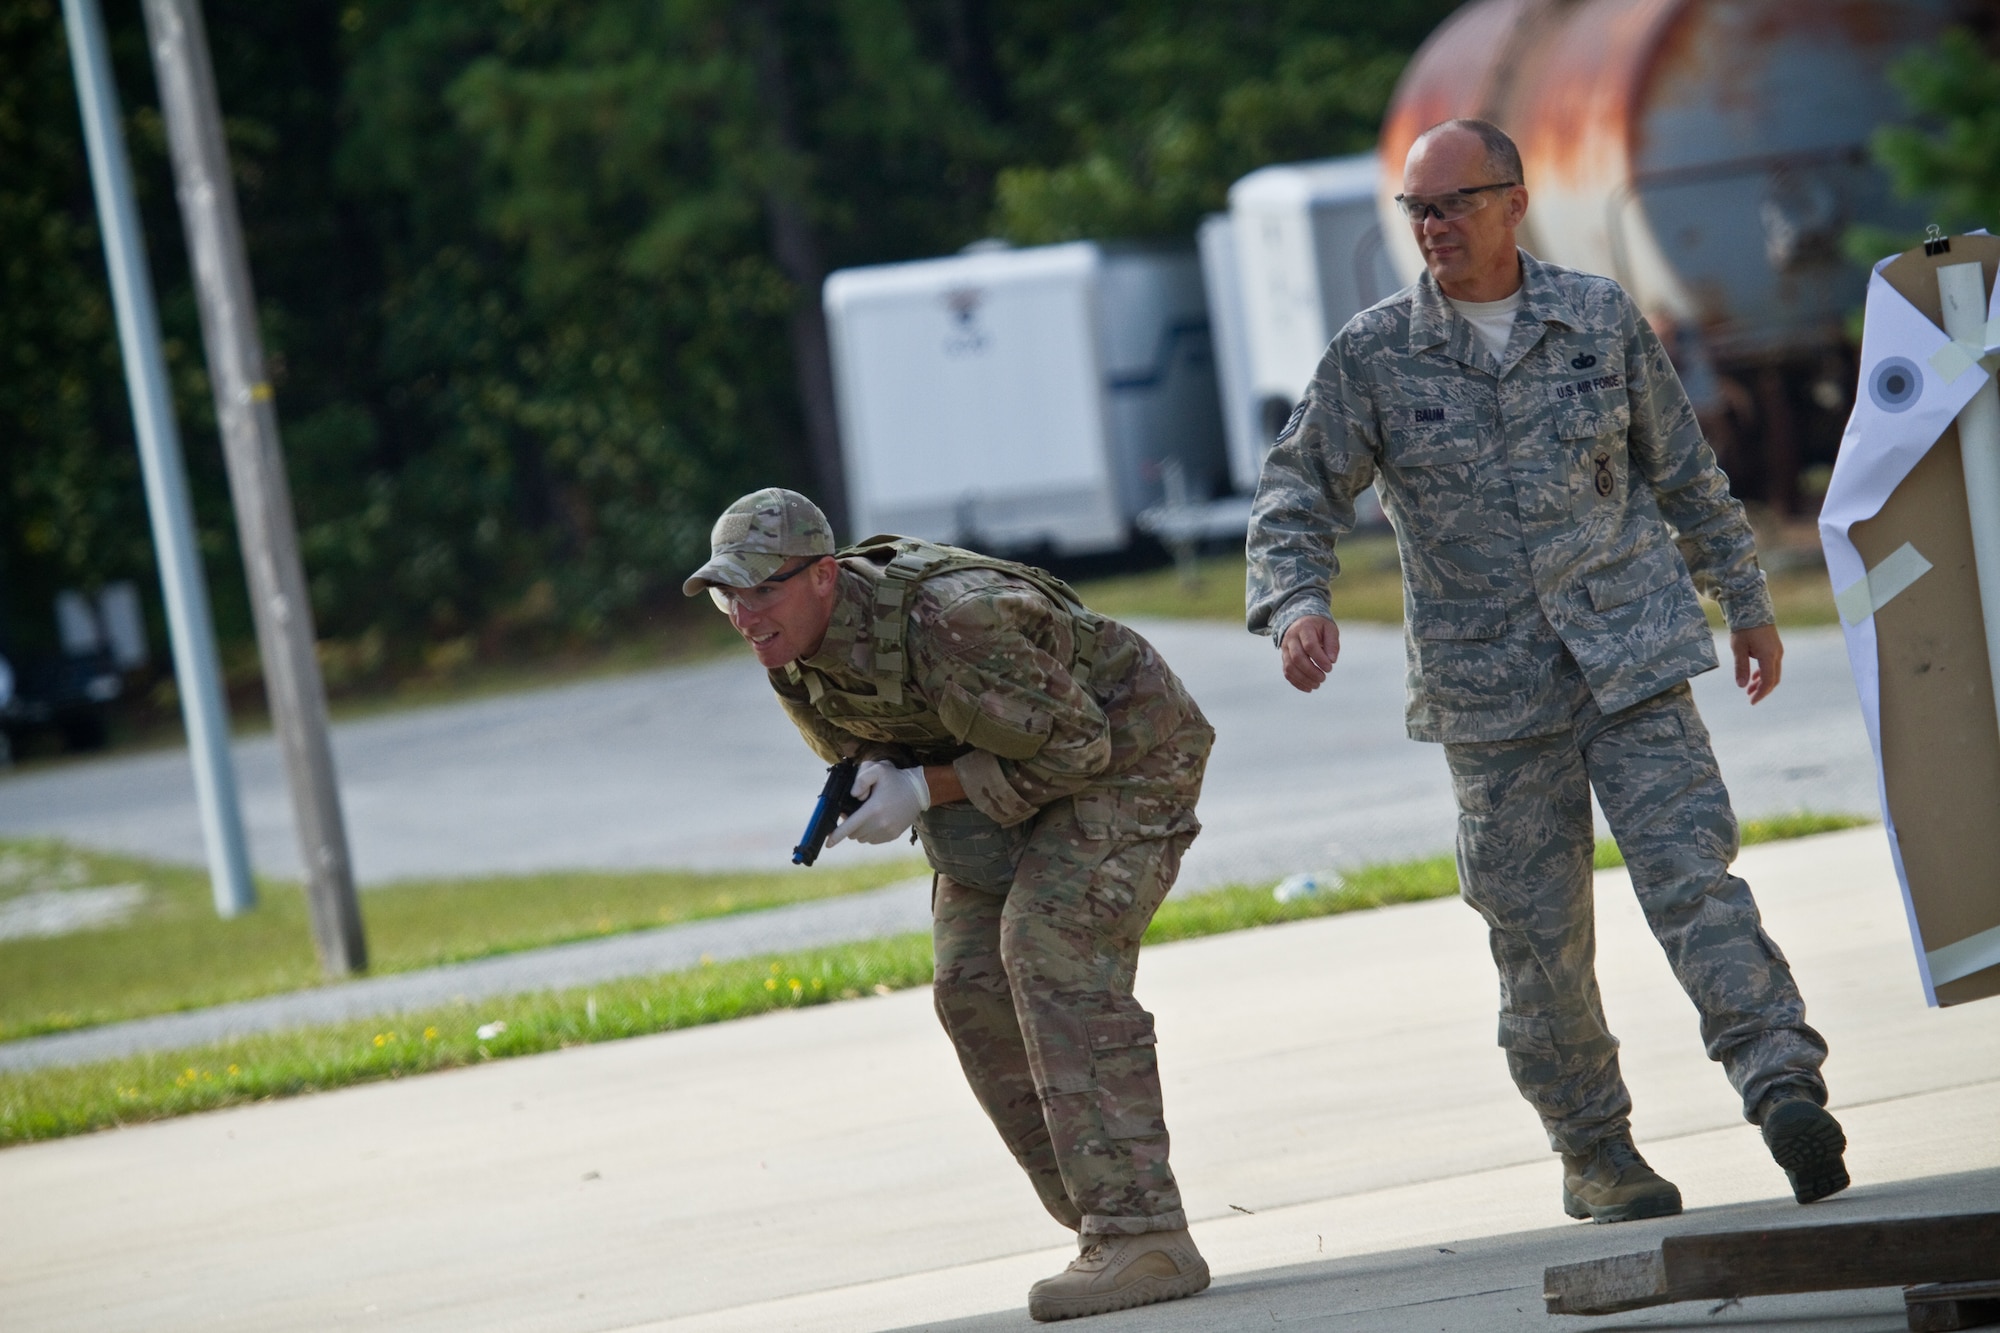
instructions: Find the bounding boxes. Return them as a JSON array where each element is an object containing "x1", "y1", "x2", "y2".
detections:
[{"x1": 681, "y1": 487, "x2": 836, "y2": 594}]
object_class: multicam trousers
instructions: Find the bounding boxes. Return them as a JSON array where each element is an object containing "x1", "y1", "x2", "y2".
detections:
[
  {"x1": 931, "y1": 783, "x2": 1200, "y2": 1237},
  {"x1": 1444, "y1": 680, "x2": 1829, "y2": 1157}
]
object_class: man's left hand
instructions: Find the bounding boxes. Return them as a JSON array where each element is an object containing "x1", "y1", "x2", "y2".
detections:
[{"x1": 1732, "y1": 623, "x2": 1783, "y2": 704}]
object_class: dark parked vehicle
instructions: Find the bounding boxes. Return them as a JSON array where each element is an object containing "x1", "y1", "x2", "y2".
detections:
[{"x1": 0, "y1": 645, "x2": 123, "y2": 755}]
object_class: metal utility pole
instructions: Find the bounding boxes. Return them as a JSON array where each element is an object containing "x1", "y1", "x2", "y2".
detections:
[
  {"x1": 139, "y1": 0, "x2": 367, "y2": 975},
  {"x1": 60, "y1": 0, "x2": 256, "y2": 919}
]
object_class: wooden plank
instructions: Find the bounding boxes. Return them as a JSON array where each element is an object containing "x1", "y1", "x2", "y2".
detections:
[
  {"x1": 1907, "y1": 1280, "x2": 2000, "y2": 1333},
  {"x1": 1545, "y1": 1213, "x2": 2000, "y2": 1316},
  {"x1": 1541, "y1": 1250, "x2": 1667, "y2": 1316}
]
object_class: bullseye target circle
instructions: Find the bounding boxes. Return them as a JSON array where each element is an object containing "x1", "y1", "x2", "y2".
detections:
[{"x1": 1869, "y1": 356, "x2": 1923, "y2": 414}]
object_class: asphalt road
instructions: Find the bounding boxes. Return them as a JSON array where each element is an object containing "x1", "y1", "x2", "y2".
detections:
[{"x1": 0, "y1": 621, "x2": 1874, "y2": 892}]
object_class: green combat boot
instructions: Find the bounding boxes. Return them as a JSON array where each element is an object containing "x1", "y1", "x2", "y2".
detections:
[
  {"x1": 1561, "y1": 1137, "x2": 1684, "y2": 1223},
  {"x1": 1760, "y1": 1096, "x2": 1849, "y2": 1204},
  {"x1": 1026, "y1": 1229, "x2": 1210, "y2": 1322}
]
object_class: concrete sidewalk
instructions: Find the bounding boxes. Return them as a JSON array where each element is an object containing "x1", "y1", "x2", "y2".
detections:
[{"x1": 3, "y1": 827, "x2": 1994, "y2": 1332}]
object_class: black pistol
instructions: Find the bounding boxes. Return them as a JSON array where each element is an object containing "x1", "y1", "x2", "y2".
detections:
[{"x1": 793, "y1": 757, "x2": 862, "y2": 866}]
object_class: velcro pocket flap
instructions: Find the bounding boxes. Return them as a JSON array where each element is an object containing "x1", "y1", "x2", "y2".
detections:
[
  {"x1": 1084, "y1": 1011, "x2": 1157, "y2": 1053},
  {"x1": 938, "y1": 682, "x2": 1051, "y2": 760},
  {"x1": 1073, "y1": 790, "x2": 1116, "y2": 841},
  {"x1": 1496, "y1": 1012, "x2": 1556, "y2": 1056},
  {"x1": 1388, "y1": 431, "x2": 1481, "y2": 468},
  {"x1": 1585, "y1": 548, "x2": 1684, "y2": 611},
  {"x1": 1410, "y1": 598, "x2": 1507, "y2": 641},
  {"x1": 1554, "y1": 402, "x2": 1631, "y2": 440}
]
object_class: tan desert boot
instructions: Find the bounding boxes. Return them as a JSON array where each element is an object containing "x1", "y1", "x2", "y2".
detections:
[
  {"x1": 1026, "y1": 1228, "x2": 1210, "y2": 1322},
  {"x1": 1561, "y1": 1137, "x2": 1683, "y2": 1223}
]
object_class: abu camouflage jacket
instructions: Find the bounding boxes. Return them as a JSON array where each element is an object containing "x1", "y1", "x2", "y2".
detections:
[
  {"x1": 772, "y1": 537, "x2": 1210, "y2": 830},
  {"x1": 1246, "y1": 251, "x2": 1774, "y2": 743}
]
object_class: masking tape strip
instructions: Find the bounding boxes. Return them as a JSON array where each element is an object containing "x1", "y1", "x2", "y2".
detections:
[
  {"x1": 1834, "y1": 542, "x2": 1934, "y2": 626},
  {"x1": 1928, "y1": 919, "x2": 2000, "y2": 986},
  {"x1": 1930, "y1": 339, "x2": 1985, "y2": 383}
]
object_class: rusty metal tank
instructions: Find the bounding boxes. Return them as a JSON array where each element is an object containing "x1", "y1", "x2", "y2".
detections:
[{"x1": 1377, "y1": 0, "x2": 1954, "y2": 394}]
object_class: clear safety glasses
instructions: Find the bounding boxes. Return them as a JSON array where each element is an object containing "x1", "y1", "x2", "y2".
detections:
[
  {"x1": 707, "y1": 557, "x2": 822, "y2": 614},
  {"x1": 1392, "y1": 182, "x2": 1519, "y2": 223}
]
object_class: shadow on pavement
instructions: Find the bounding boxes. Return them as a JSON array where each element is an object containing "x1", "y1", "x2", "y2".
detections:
[{"x1": 883, "y1": 1166, "x2": 2000, "y2": 1333}]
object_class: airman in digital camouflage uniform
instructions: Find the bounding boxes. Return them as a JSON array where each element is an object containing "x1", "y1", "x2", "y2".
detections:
[
  {"x1": 686, "y1": 487, "x2": 1214, "y2": 1320},
  {"x1": 1245, "y1": 120, "x2": 1850, "y2": 1221}
]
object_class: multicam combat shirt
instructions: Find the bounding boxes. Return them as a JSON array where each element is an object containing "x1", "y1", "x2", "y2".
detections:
[
  {"x1": 1246, "y1": 251, "x2": 1775, "y2": 743},
  {"x1": 772, "y1": 559, "x2": 1209, "y2": 830}
]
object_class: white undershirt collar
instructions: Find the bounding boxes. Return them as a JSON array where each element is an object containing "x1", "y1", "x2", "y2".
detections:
[{"x1": 1447, "y1": 288, "x2": 1524, "y2": 359}]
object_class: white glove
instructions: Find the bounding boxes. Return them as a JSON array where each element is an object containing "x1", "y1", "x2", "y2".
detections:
[{"x1": 826, "y1": 759, "x2": 930, "y2": 846}]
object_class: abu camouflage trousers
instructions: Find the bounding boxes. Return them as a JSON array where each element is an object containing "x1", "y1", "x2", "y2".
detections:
[
  {"x1": 931, "y1": 791, "x2": 1197, "y2": 1236},
  {"x1": 1444, "y1": 681, "x2": 1829, "y2": 1157}
]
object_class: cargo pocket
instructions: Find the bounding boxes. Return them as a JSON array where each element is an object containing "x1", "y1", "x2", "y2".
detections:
[
  {"x1": 1070, "y1": 788, "x2": 1191, "y2": 845},
  {"x1": 1410, "y1": 598, "x2": 1509, "y2": 708},
  {"x1": 1084, "y1": 1011, "x2": 1165, "y2": 1139},
  {"x1": 1560, "y1": 403, "x2": 1631, "y2": 522},
  {"x1": 1497, "y1": 1011, "x2": 1562, "y2": 1088},
  {"x1": 1583, "y1": 546, "x2": 1684, "y2": 613},
  {"x1": 1387, "y1": 430, "x2": 1487, "y2": 542}
]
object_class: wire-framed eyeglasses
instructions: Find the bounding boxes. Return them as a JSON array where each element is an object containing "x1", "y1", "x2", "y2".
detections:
[
  {"x1": 1392, "y1": 182, "x2": 1519, "y2": 223},
  {"x1": 707, "y1": 557, "x2": 823, "y2": 613}
]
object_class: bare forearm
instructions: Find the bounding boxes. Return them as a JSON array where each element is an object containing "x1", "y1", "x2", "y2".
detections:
[{"x1": 924, "y1": 764, "x2": 967, "y2": 806}]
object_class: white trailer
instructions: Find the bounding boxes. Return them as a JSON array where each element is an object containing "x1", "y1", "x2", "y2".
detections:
[
  {"x1": 1220, "y1": 152, "x2": 1403, "y2": 449},
  {"x1": 822, "y1": 241, "x2": 1227, "y2": 555}
]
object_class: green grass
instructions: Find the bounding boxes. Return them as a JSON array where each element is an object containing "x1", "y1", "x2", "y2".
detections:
[
  {"x1": 0, "y1": 839, "x2": 924, "y2": 1042},
  {"x1": 0, "y1": 813, "x2": 1875, "y2": 1146},
  {"x1": 1072, "y1": 544, "x2": 1841, "y2": 629},
  {"x1": 1076, "y1": 538, "x2": 1407, "y2": 626},
  {"x1": 1143, "y1": 854, "x2": 1460, "y2": 943}
]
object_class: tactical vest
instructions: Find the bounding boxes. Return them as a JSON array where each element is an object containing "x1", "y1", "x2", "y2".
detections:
[
  {"x1": 783, "y1": 535, "x2": 1105, "y2": 759},
  {"x1": 785, "y1": 535, "x2": 1110, "y2": 892}
]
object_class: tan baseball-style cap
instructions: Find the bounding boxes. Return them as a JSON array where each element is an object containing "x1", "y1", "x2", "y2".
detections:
[{"x1": 681, "y1": 487, "x2": 836, "y2": 594}]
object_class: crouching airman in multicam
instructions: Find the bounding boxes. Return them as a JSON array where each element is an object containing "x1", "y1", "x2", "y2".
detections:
[{"x1": 685, "y1": 487, "x2": 1217, "y2": 1322}]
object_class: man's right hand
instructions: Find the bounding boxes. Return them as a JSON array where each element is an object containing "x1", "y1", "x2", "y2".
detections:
[
  {"x1": 826, "y1": 759, "x2": 929, "y2": 846},
  {"x1": 1281, "y1": 615, "x2": 1341, "y2": 693}
]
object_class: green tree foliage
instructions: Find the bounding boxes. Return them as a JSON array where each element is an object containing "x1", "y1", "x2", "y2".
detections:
[
  {"x1": 993, "y1": 2, "x2": 1454, "y2": 242},
  {"x1": 0, "y1": 0, "x2": 156, "y2": 655},
  {"x1": 1, "y1": 0, "x2": 1449, "y2": 675},
  {"x1": 1853, "y1": 27, "x2": 2000, "y2": 262}
]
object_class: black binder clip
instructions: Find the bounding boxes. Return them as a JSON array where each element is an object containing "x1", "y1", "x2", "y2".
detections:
[{"x1": 1924, "y1": 224, "x2": 1951, "y2": 257}]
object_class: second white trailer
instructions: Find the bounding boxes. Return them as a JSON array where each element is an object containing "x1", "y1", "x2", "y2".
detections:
[{"x1": 1223, "y1": 153, "x2": 1404, "y2": 444}]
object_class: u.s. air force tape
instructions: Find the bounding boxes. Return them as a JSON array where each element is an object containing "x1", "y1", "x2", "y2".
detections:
[{"x1": 1834, "y1": 542, "x2": 1933, "y2": 627}]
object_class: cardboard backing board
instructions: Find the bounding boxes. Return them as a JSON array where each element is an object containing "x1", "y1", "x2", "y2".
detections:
[{"x1": 1857, "y1": 235, "x2": 2000, "y2": 1007}]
